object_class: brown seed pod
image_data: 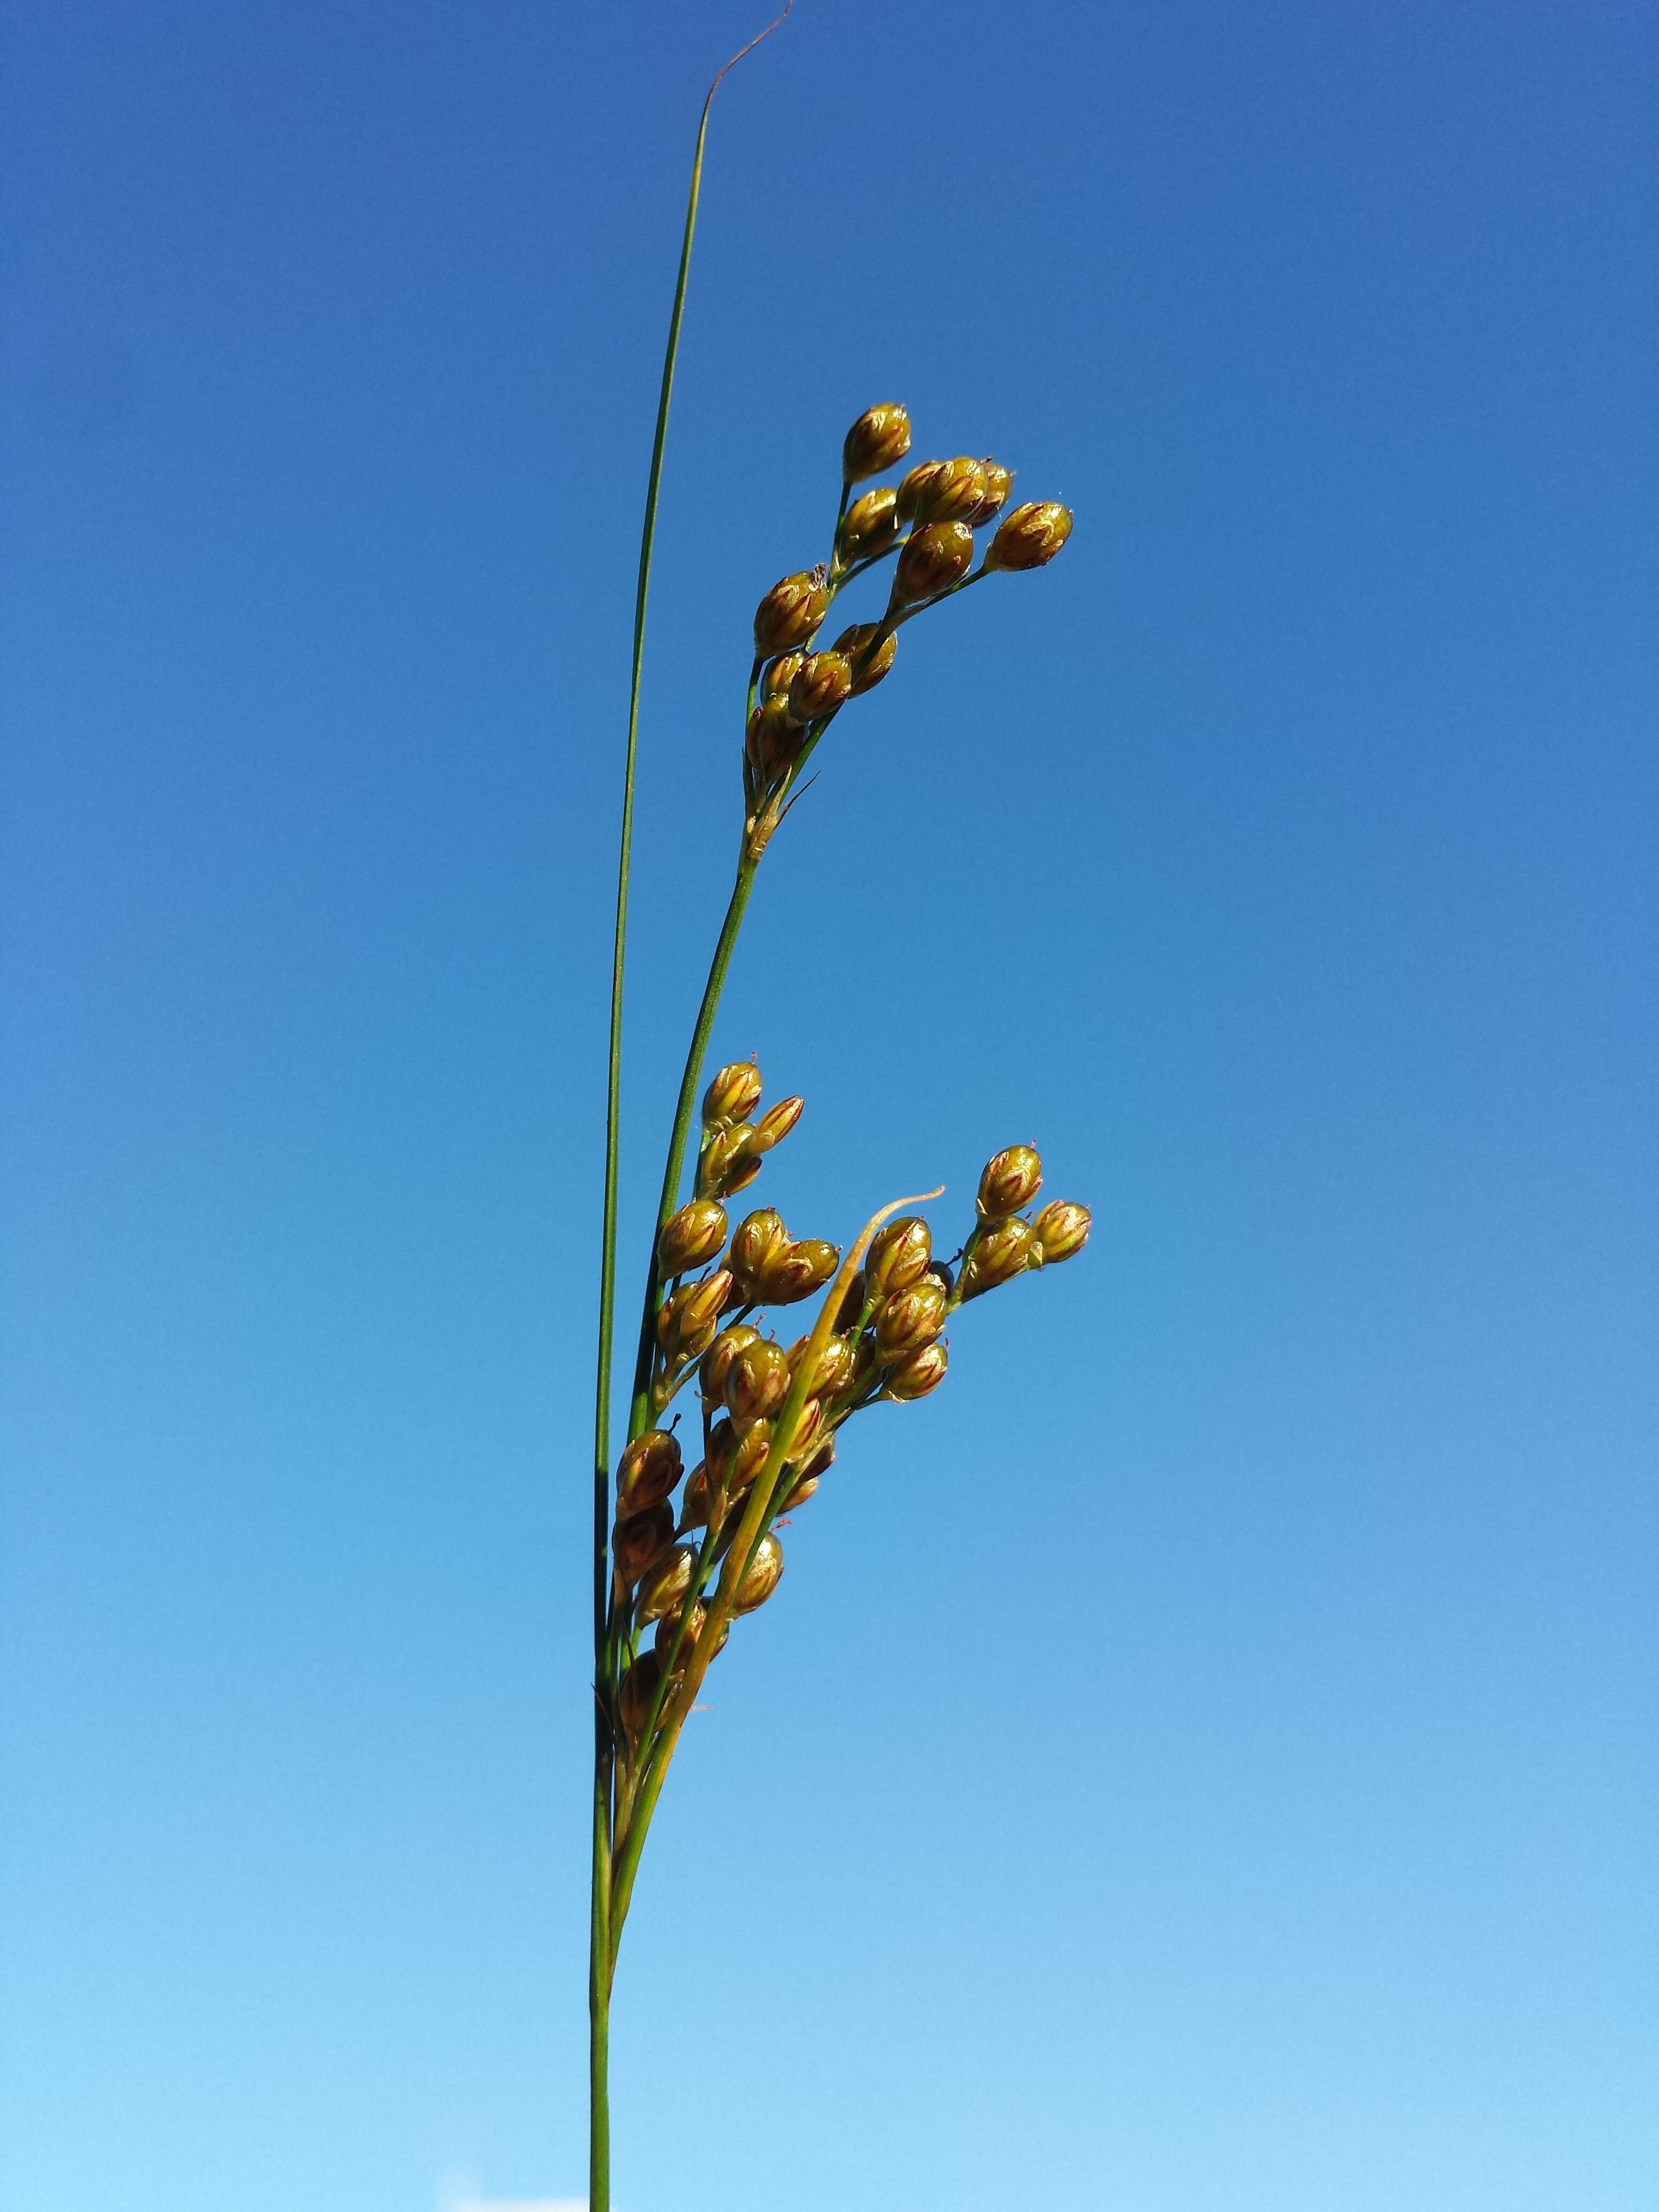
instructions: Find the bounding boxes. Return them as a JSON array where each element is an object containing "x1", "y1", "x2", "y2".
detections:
[
  {"x1": 679, "y1": 1463, "x2": 714, "y2": 1531},
  {"x1": 754, "y1": 568, "x2": 829, "y2": 655},
  {"x1": 653, "y1": 1598, "x2": 706, "y2": 1662},
  {"x1": 757, "y1": 1238, "x2": 841, "y2": 1305},
  {"x1": 842, "y1": 401, "x2": 911, "y2": 484},
  {"x1": 723, "y1": 1337, "x2": 790, "y2": 1425},
  {"x1": 656, "y1": 1270, "x2": 734, "y2": 1362},
  {"x1": 700, "y1": 1322, "x2": 761, "y2": 1403},
  {"x1": 748, "y1": 1095, "x2": 804, "y2": 1155},
  {"x1": 875, "y1": 1275, "x2": 949, "y2": 1359},
  {"x1": 616, "y1": 1427, "x2": 683, "y2": 1514},
  {"x1": 984, "y1": 500, "x2": 1073, "y2": 572},
  {"x1": 892, "y1": 521, "x2": 975, "y2": 606},
  {"x1": 728, "y1": 1419, "x2": 772, "y2": 1497},
  {"x1": 839, "y1": 484, "x2": 902, "y2": 565},
  {"x1": 831, "y1": 622, "x2": 898, "y2": 695},
  {"x1": 865, "y1": 1214, "x2": 933, "y2": 1298},
  {"x1": 658, "y1": 1198, "x2": 728, "y2": 1276},
  {"x1": 977, "y1": 1144, "x2": 1043, "y2": 1220},
  {"x1": 1032, "y1": 1199, "x2": 1092, "y2": 1264},
  {"x1": 617, "y1": 1649, "x2": 664, "y2": 1737},
  {"x1": 883, "y1": 1339, "x2": 948, "y2": 1400},
  {"x1": 778, "y1": 1469, "x2": 820, "y2": 1512},
  {"x1": 703, "y1": 1062, "x2": 763, "y2": 1129},
  {"x1": 962, "y1": 1215, "x2": 1036, "y2": 1296},
  {"x1": 731, "y1": 1207, "x2": 790, "y2": 1292},
  {"x1": 759, "y1": 653, "x2": 805, "y2": 703},
  {"x1": 788, "y1": 651, "x2": 854, "y2": 724},
  {"x1": 637, "y1": 1538, "x2": 697, "y2": 1624},
  {"x1": 614, "y1": 1500, "x2": 675, "y2": 1587},
  {"x1": 783, "y1": 1394, "x2": 827, "y2": 1463},
  {"x1": 895, "y1": 459, "x2": 945, "y2": 522},
  {"x1": 907, "y1": 454, "x2": 989, "y2": 526},
  {"x1": 966, "y1": 459, "x2": 1013, "y2": 526},
  {"x1": 733, "y1": 1529, "x2": 784, "y2": 1615},
  {"x1": 789, "y1": 1330, "x2": 854, "y2": 1400},
  {"x1": 745, "y1": 695, "x2": 808, "y2": 784}
]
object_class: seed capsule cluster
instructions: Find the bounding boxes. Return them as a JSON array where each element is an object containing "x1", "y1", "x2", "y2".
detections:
[
  {"x1": 742, "y1": 402, "x2": 1073, "y2": 856},
  {"x1": 611, "y1": 1066, "x2": 1090, "y2": 1757}
]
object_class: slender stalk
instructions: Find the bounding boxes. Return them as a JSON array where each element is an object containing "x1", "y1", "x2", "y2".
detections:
[{"x1": 587, "y1": 17, "x2": 791, "y2": 2208}]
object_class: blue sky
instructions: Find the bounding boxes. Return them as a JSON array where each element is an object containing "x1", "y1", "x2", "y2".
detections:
[{"x1": 2, "y1": 3, "x2": 1654, "y2": 2209}]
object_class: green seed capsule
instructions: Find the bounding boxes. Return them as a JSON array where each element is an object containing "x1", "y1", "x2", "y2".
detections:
[
  {"x1": 865, "y1": 1214, "x2": 933, "y2": 1298},
  {"x1": 758, "y1": 1238, "x2": 841, "y2": 1304},
  {"x1": 839, "y1": 485, "x2": 902, "y2": 564},
  {"x1": 892, "y1": 521, "x2": 974, "y2": 606},
  {"x1": 884, "y1": 1340, "x2": 948, "y2": 1400},
  {"x1": 733, "y1": 1530, "x2": 784, "y2": 1613},
  {"x1": 700, "y1": 1322, "x2": 761, "y2": 1403},
  {"x1": 1032, "y1": 1199, "x2": 1092, "y2": 1264},
  {"x1": 754, "y1": 568, "x2": 830, "y2": 655},
  {"x1": 637, "y1": 1540, "x2": 697, "y2": 1625},
  {"x1": 616, "y1": 1427, "x2": 683, "y2": 1513},
  {"x1": 614, "y1": 1500, "x2": 675, "y2": 1586},
  {"x1": 842, "y1": 402, "x2": 911, "y2": 484},
  {"x1": 963, "y1": 1215, "x2": 1035, "y2": 1295},
  {"x1": 723, "y1": 1337, "x2": 790, "y2": 1425},
  {"x1": 658, "y1": 1198, "x2": 728, "y2": 1276},
  {"x1": 977, "y1": 1144, "x2": 1043, "y2": 1220},
  {"x1": 703, "y1": 1062, "x2": 763, "y2": 1129},
  {"x1": 875, "y1": 1275, "x2": 948, "y2": 1358},
  {"x1": 984, "y1": 500, "x2": 1073, "y2": 572},
  {"x1": 831, "y1": 622, "x2": 898, "y2": 694}
]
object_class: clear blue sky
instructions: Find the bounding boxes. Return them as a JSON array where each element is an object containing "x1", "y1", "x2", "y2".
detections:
[{"x1": 2, "y1": 4, "x2": 1654, "y2": 2209}]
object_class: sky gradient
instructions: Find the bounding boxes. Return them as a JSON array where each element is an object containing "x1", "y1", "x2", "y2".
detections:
[{"x1": 2, "y1": 4, "x2": 1655, "y2": 2209}]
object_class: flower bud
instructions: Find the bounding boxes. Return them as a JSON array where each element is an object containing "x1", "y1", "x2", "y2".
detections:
[
  {"x1": 618, "y1": 1648, "x2": 664, "y2": 1736},
  {"x1": 842, "y1": 401, "x2": 911, "y2": 483},
  {"x1": 658, "y1": 1197, "x2": 727, "y2": 1276},
  {"x1": 874, "y1": 1275, "x2": 948, "y2": 1359},
  {"x1": 977, "y1": 1144, "x2": 1043, "y2": 1220},
  {"x1": 895, "y1": 460, "x2": 944, "y2": 522},
  {"x1": 637, "y1": 1538, "x2": 696, "y2": 1624},
  {"x1": 614, "y1": 1500, "x2": 675, "y2": 1586},
  {"x1": 759, "y1": 653, "x2": 804, "y2": 703},
  {"x1": 616, "y1": 1426, "x2": 683, "y2": 1514},
  {"x1": 909, "y1": 454, "x2": 988, "y2": 525},
  {"x1": 961, "y1": 1215, "x2": 1035, "y2": 1296},
  {"x1": 733, "y1": 1529, "x2": 784, "y2": 1613},
  {"x1": 758, "y1": 1237, "x2": 841, "y2": 1304},
  {"x1": 703, "y1": 1061, "x2": 763, "y2": 1129},
  {"x1": 653, "y1": 1598, "x2": 706, "y2": 1662},
  {"x1": 723, "y1": 1336, "x2": 790, "y2": 1425},
  {"x1": 789, "y1": 1331, "x2": 853, "y2": 1400},
  {"x1": 865, "y1": 1214, "x2": 933, "y2": 1298},
  {"x1": 748, "y1": 1095, "x2": 804, "y2": 1154},
  {"x1": 892, "y1": 521, "x2": 974, "y2": 606},
  {"x1": 788, "y1": 651, "x2": 854, "y2": 724},
  {"x1": 839, "y1": 485, "x2": 901, "y2": 565},
  {"x1": 700, "y1": 1322, "x2": 760, "y2": 1403},
  {"x1": 831, "y1": 622, "x2": 897, "y2": 694},
  {"x1": 984, "y1": 500, "x2": 1073, "y2": 572},
  {"x1": 883, "y1": 1339, "x2": 948, "y2": 1400},
  {"x1": 731, "y1": 1207, "x2": 790, "y2": 1293},
  {"x1": 1032, "y1": 1199, "x2": 1092, "y2": 1264},
  {"x1": 656, "y1": 1269, "x2": 734, "y2": 1362},
  {"x1": 745, "y1": 696, "x2": 806, "y2": 784},
  {"x1": 754, "y1": 567, "x2": 829, "y2": 655},
  {"x1": 966, "y1": 459, "x2": 1013, "y2": 526}
]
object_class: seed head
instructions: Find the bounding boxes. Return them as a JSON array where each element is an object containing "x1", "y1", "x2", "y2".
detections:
[
  {"x1": 839, "y1": 485, "x2": 902, "y2": 566},
  {"x1": 884, "y1": 1340, "x2": 948, "y2": 1400},
  {"x1": 754, "y1": 567, "x2": 830, "y2": 656},
  {"x1": 637, "y1": 1539, "x2": 697, "y2": 1625},
  {"x1": 700, "y1": 1322, "x2": 759, "y2": 1403},
  {"x1": 984, "y1": 500, "x2": 1073, "y2": 572},
  {"x1": 658, "y1": 1197, "x2": 727, "y2": 1276},
  {"x1": 895, "y1": 459, "x2": 944, "y2": 522},
  {"x1": 865, "y1": 1214, "x2": 933, "y2": 1298},
  {"x1": 842, "y1": 401, "x2": 912, "y2": 484},
  {"x1": 614, "y1": 1499, "x2": 675, "y2": 1586},
  {"x1": 962, "y1": 1215, "x2": 1036, "y2": 1296},
  {"x1": 723, "y1": 1336, "x2": 790, "y2": 1425},
  {"x1": 1032, "y1": 1199, "x2": 1092, "y2": 1264},
  {"x1": 875, "y1": 1276, "x2": 949, "y2": 1359},
  {"x1": 698, "y1": 1124, "x2": 761, "y2": 1199},
  {"x1": 703, "y1": 1062, "x2": 764, "y2": 1129},
  {"x1": 978, "y1": 1144, "x2": 1043, "y2": 1220},
  {"x1": 733, "y1": 1529, "x2": 785, "y2": 1614},
  {"x1": 616, "y1": 1427, "x2": 683, "y2": 1514},
  {"x1": 892, "y1": 521, "x2": 975, "y2": 606},
  {"x1": 831, "y1": 622, "x2": 898, "y2": 694},
  {"x1": 731, "y1": 1207, "x2": 790, "y2": 1294},
  {"x1": 788, "y1": 651, "x2": 854, "y2": 724}
]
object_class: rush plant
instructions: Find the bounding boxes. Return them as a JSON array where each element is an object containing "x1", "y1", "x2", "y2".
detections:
[{"x1": 586, "y1": 20, "x2": 1087, "y2": 2207}]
